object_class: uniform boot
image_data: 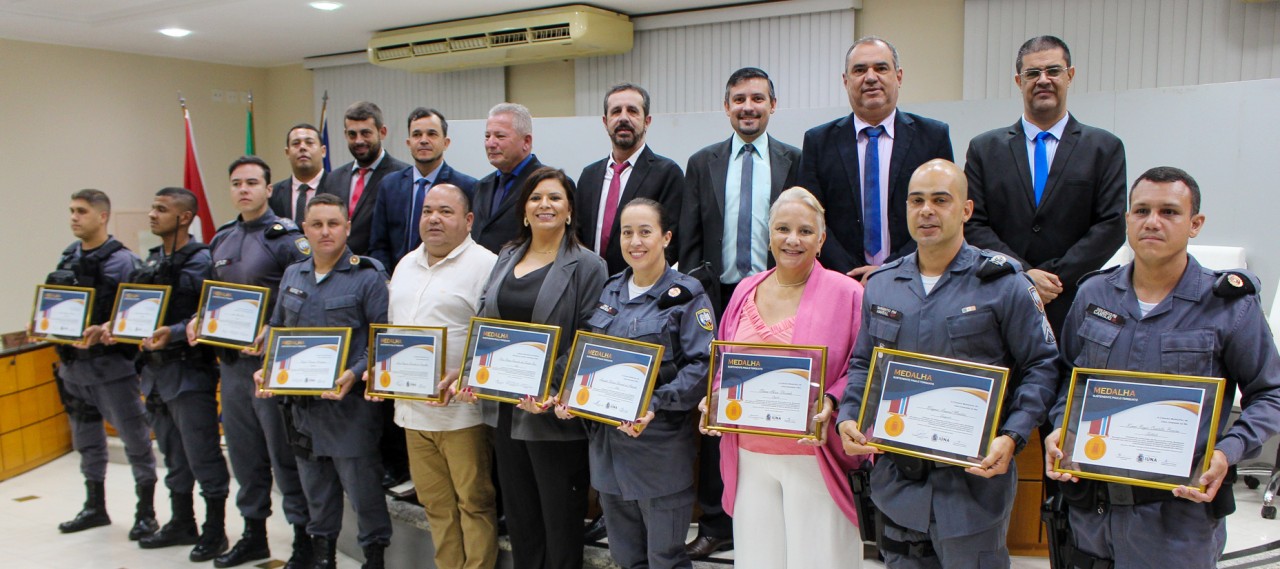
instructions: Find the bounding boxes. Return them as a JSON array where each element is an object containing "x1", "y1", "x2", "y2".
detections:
[
  {"x1": 128, "y1": 482, "x2": 160, "y2": 540},
  {"x1": 310, "y1": 535, "x2": 337, "y2": 569},
  {"x1": 58, "y1": 480, "x2": 111, "y2": 533},
  {"x1": 361, "y1": 542, "x2": 387, "y2": 569},
  {"x1": 189, "y1": 495, "x2": 229, "y2": 562},
  {"x1": 282, "y1": 524, "x2": 313, "y2": 569},
  {"x1": 139, "y1": 492, "x2": 198, "y2": 548},
  {"x1": 214, "y1": 517, "x2": 269, "y2": 568}
]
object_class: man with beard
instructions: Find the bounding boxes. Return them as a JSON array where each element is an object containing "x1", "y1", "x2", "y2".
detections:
[
  {"x1": 329, "y1": 101, "x2": 409, "y2": 256},
  {"x1": 269, "y1": 124, "x2": 336, "y2": 222},
  {"x1": 575, "y1": 83, "x2": 684, "y2": 276}
]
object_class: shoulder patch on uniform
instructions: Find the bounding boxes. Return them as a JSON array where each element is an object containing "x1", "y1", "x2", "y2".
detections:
[
  {"x1": 294, "y1": 237, "x2": 311, "y2": 256},
  {"x1": 1077, "y1": 265, "x2": 1120, "y2": 287},
  {"x1": 265, "y1": 218, "x2": 299, "y2": 238},
  {"x1": 977, "y1": 251, "x2": 1017, "y2": 281},
  {"x1": 658, "y1": 284, "x2": 694, "y2": 309},
  {"x1": 1085, "y1": 303, "x2": 1124, "y2": 326},
  {"x1": 1213, "y1": 270, "x2": 1258, "y2": 299},
  {"x1": 1027, "y1": 285, "x2": 1046, "y2": 315},
  {"x1": 696, "y1": 308, "x2": 714, "y2": 332}
]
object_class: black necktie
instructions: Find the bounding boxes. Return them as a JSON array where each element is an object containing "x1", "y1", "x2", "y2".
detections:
[
  {"x1": 294, "y1": 183, "x2": 311, "y2": 221},
  {"x1": 491, "y1": 173, "x2": 509, "y2": 216}
]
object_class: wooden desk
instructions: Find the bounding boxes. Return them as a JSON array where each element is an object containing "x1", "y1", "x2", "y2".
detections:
[{"x1": 0, "y1": 343, "x2": 72, "y2": 481}]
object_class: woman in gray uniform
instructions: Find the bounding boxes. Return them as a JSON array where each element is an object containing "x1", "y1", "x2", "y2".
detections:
[{"x1": 556, "y1": 198, "x2": 715, "y2": 569}]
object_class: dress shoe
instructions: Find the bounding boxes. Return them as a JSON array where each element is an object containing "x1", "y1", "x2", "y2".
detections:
[
  {"x1": 685, "y1": 535, "x2": 733, "y2": 559},
  {"x1": 583, "y1": 515, "x2": 607, "y2": 543}
]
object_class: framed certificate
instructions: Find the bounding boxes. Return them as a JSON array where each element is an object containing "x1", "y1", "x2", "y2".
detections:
[
  {"x1": 858, "y1": 347, "x2": 1010, "y2": 468},
  {"x1": 30, "y1": 284, "x2": 95, "y2": 344},
  {"x1": 559, "y1": 331, "x2": 664, "y2": 426},
  {"x1": 109, "y1": 284, "x2": 171, "y2": 345},
  {"x1": 195, "y1": 281, "x2": 271, "y2": 350},
  {"x1": 702, "y1": 341, "x2": 828, "y2": 439},
  {"x1": 1053, "y1": 368, "x2": 1225, "y2": 492},
  {"x1": 261, "y1": 327, "x2": 352, "y2": 396},
  {"x1": 366, "y1": 324, "x2": 448, "y2": 402},
  {"x1": 457, "y1": 317, "x2": 561, "y2": 404}
]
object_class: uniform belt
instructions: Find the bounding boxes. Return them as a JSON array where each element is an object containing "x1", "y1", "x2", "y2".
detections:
[
  {"x1": 144, "y1": 346, "x2": 198, "y2": 365},
  {"x1": 57, "y1": 344, "x2": 110, "y2": 361}
]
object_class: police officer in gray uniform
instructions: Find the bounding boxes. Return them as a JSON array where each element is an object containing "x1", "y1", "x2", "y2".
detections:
[
  {"x1": 1043, "y1": 166, "x2": 1280, "y2": 568},
  {"x1": 193, "y1": 156, "x2": 313, "y2": 569},
  {"x1": 557, "y1": 198, "x2": 715, "y2": 569},
  {"x1": 257, "y1": 193, "x2": 391, "y2": 569},
  {"x1": 47, "y1": 189, "x2": 159, "y2": 540},
  {"x1": 837, "y1": 160, "x2": 1060, "y2": 568},
  {"x1": 108, "y1": 188, "x2": 231, "y2": 561}
]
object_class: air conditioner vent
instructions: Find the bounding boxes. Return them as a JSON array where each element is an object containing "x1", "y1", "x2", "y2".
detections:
[
  {"x1": 489, "y1": 29, "x2": 529, "y2": 46},
  {"x1": 531, "y1": 24, "x2": 572, "y2": 41}
]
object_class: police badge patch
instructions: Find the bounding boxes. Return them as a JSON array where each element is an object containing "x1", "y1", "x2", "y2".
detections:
[
  {"x1": 1028, "y1": 285, "x2": 1046, "y2": 314},
  {"x1": 696, "y1": 308, "x2": 714, "y2": 331},
  {"x1": 295, "y1": 238, "x2": 311, "y2": 255}
]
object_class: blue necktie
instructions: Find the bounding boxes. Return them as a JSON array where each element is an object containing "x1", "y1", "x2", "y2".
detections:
[
  {"x1": 407, "y1": 178, "x2": 429, "y2": 252},
  {"x1": 736, "y1": 143, "x2": 755, "y2": 276},
  {"x1": 863, "y1": 126, "x2": 885, "y2": 258},
  {"x1": 1033, "y1": 131, "x2": 1052, "y2": 206},
  {"x1": 491, "y1": 173, "x2": 509, "y2": 216}
]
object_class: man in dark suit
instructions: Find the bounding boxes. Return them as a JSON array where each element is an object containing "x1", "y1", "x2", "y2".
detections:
[
  {"x1": 964, "y1": 35, "x2": 1126, "y2": 333},
  {"x1": 471, "y1": 103, "x2": 543, "y2": 254},
  {"x1": 268, "y1": 124, "x2": 334, "y2": 221},
  {"x1": 328, "y1": 101, "x2": 409, "y2": 256},
  {"x1": 368, "y1": 107, "x2": 477, "y2": 271},
  {"x1": 798, "y1": 36, "x2": 954, "y2": 279},
  {"x1": 679, "y1": 67, "x2": 800, "y2": 314},
  {"x1": 576, "y1": 83, "x2": 684, "y2": 276}
]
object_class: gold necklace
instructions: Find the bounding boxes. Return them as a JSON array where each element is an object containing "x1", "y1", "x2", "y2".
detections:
[{"x1": 775, "y1": 271, "x2": 811, "y2": 287}]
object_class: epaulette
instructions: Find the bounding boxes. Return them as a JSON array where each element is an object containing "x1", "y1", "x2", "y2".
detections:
[
  {"x1": 1213, "y1": 269, "x2": 1259, "y2": 299},
  {"x1": 1077, "y1": 265, "x2": 1121, "y2": 287},
  {"x1": 215, "y1": 218, "x2": 237, "y2": 233},
  {"x1": 976, "y1": 250, "x2": 1020, "y2": 281},
  {"x1": 659, "y1": 283, "x2": 694, "y2": 309},
  {"x1": 265, "y1": 218, "x2": 299, "y2": 238},
  {"x1": 350, "y1": 255, "x2": 385, "y2": 272},
  {"x1": 866, "y1": 258, "x2": 904, "y2": 281}
]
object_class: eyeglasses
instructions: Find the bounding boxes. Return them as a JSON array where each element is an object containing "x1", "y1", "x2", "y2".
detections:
[{"x1": 1021, "y1": 66, "x2": 1068, "y2": 81}]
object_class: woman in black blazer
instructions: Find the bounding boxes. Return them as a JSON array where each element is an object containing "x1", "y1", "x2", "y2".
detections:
[{"x1": 461, "y1": 167, "x2": 608, "y2": 569}]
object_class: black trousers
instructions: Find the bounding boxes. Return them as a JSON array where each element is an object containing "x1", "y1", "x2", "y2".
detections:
[{"x1": 493, "y1": 406, "x2": 589, "y2": 569}]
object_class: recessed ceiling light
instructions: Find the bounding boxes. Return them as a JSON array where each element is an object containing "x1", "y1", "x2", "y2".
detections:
[
  {"x1": 309, "y1": 1, "x2": 343, "y2": 10},
  {"x1": 159, "y1": 28, "x2": 192, "y2": 38}
]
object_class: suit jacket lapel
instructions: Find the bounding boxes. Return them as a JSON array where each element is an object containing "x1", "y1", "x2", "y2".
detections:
[
  {"x1": 1006, "y1": 120, "x2": 1036, "y2": 210},
  {"x1": 708, "y1": 139, "x2": 731, "y2": 215},
  {"x1": 620, "y1": 146, "x2": 653, "y2": 204},
  {"x1": 532, "y1": 240, "x2": 578, "y2": 323},
  {"x1": 577, "y1": 162, "x2": 603, "y2": 247},
  {"x1": 1040, "y1": 116, "x2": 1081, "y2": 209},
  {"x1": 835, "y1": 115, "x2": 860, "y2": 209},
  {"x1": 887, "y1": 112, "x2": 916, "y2": 195},
  {"x1": 767, "y1": 135, "x2": 791, "y2": 202}
]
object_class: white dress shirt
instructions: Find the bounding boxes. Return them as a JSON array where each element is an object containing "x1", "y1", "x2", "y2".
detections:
[
  {"x1": 1021, "y1": 113, "x2": 1070, "y2": 189},
  {"x1": 594, "y1": 144, "x2": 646, "y2": 254}
]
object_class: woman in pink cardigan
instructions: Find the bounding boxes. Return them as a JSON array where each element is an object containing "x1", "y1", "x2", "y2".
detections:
[{"x1": 700, "y1": 187, "x2": 867, "y2": 568}]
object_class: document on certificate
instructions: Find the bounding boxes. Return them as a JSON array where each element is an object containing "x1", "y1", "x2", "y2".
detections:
[
  {"x1": 269, "y1": 335, "x2": 344, "y2": 390},
  {"x1": 566, "y1": 342, "x2": 654, "y2": 423},
  {"x1": 465, "y1": 324, "x2": 553, "y2": 399},
  {"x1": 1070, "y1": 378, "x2": 1205, "y2": 478},
  {"x1": 873, "y1": 361, "x2": 995, "y2": 458},
  {"x1": 33, "y1": 286, "x2": 92, "y2": 338},
  {"x1": 372, "y1": 332, "x2": 440, "y2": 397},
  {"x1": 113, "y1": 287, "x2": 167, "y2": 341},
  {"x1": 715, "y1": 353, "x2": 813, "y2": 432},
  {"x1": 201, "y1": 284, "x2": 265, "y2": 345}
]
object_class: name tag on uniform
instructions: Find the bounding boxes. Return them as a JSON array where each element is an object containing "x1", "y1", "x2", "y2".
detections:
[
  {"x1": 286, "y1": 286, "x2": 308, "y2": 299},
  {"x1": 597, "y1": 303, "x2": 618, "y2": 315},
  {"x1": 214, "y1": 259, "x2": 231, "y2": 268},
  {"x1": 872, "y1": 304, "x2": 901, "y2": 320},
  {"x1": 1086, "y1": 304, "x2": 1124, "y2": 325}
]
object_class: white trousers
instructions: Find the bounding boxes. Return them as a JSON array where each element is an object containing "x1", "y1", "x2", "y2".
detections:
[{"x1": 733, "y1": 448, "x2": 863, "y2": 569}]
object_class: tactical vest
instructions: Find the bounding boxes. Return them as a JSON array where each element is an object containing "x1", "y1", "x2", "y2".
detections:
[
  {"x1": 133, "y1": 242, "x2": 208, "y2": 327},
  {"x1": 47, "y1": 239, "x2": 126, "y2": 326}
]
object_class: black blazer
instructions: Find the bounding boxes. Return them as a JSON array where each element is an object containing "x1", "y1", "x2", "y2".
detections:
[
  {"x1": 366, "y1": 162, "x2": 478, "y2": 271},
  {"x1": 471, "y1": 154, "x2": 544, "y2": 254},
  {"x1": 797, "y1": 111, "x2": 953, "y2": 274},
  {"x1": 328, "y1": 152, "x2": 410, "y2": 255},
  {"x1": 574, "y1": 145, "x2": 685, "y2": 275},
  {"x1": 677, "y1": 134, "x2": 800, "y2": 282},
  {"x1": 964, "y1": 115, "x2": 1127, "y2": 330},
  {"x1": 476, "y1": 236, "x2": 608, "y2": 441},
  {"x1": 268, "y1": 172, "x2": 337, "y2": 221}
]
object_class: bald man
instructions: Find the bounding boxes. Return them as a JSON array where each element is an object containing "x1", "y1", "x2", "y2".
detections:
[{"x1": 836, "y1": 160, "x2": 1061, "y2": 567}]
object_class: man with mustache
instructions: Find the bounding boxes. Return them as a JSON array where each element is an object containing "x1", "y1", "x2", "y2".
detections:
[
  {"x1": 575, "y1": 83, "x2": 684, "y2": 276},
  {"x1": 269, "y1": 124, "x2": 337, "y2": 222},
  {"x1": 963, "y1": 35, "x2": 1127, "y2": 335},
  {"x1": 676, "y1": 66, "x2": 800, "y2": 560},
  {"x1": 797, "y1": 36, "x2": 954, "y2": 280}
]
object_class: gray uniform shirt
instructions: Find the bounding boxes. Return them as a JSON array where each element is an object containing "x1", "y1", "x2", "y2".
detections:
[
  {"x1": 58, "y1": 237, "x2": 143, "y2": 385},
  {"x1": 836, "y1": 243, "x2": 1061, "y2": 539},
  {"x1": 208, "y1": 211, "x2": 310, "y2": 315}
]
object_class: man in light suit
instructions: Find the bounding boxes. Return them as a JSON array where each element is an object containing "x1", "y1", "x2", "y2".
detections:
[
  {"x1": 798, "y1": 36, "x2": 954, "y2": 280},
  {"x1": 328, "y1": 101, "x2": 409, "y2": 256},
  {"x1": 368, "y1": 107, "x2": 477, "y2": 272},
  {"x1": 576, "y1": 83, "x2": 684, "y2": 276},
  {"x1": 964, "y1": 35, "x2": 1126, "y2": 334},
  {"x1": 679, "y1": 67, "x2": 801, "y2": 314},
  {"x1": 472, "y1": 103, "x2": 544, "y2": 254},
  {"x1": 269, "y1": 124, "x2": 334, "y2": 222}
]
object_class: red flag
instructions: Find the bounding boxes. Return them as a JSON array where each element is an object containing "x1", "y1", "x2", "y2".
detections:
[{"x1": 183, "y1": 108, "x2": 215, "y2": 242}]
